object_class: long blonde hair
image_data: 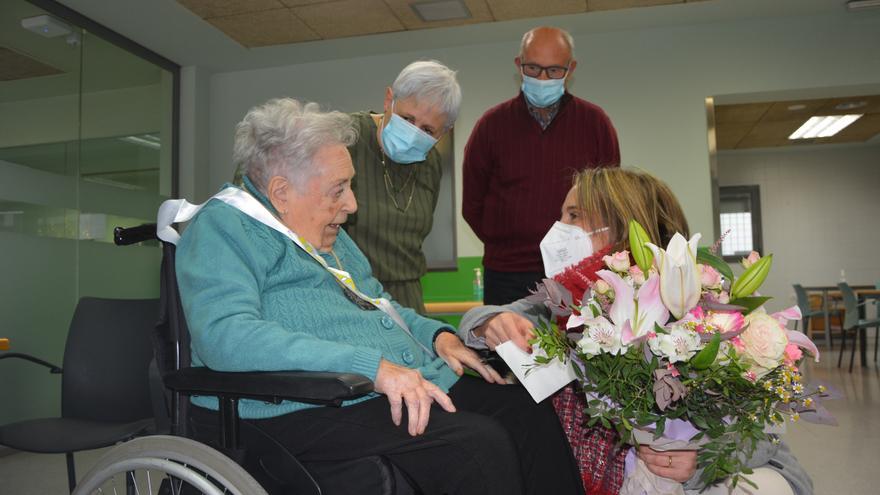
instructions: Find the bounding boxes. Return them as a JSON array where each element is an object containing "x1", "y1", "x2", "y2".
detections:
[{"x1": 572, "y1": 168, "x2": 689, "y2": 251}]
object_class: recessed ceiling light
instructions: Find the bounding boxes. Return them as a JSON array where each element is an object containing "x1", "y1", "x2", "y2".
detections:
[
  {"x1": 788, "y1": 115, "x2": 863, "y2": 140},
  {"x1": 834, "y1": 101, "x2": 868, "y2": 111},
  {"x1": 411, "y1": 0, "x2": 472, "y2": 22},
  {"x1": 787, "y1": 104, "x2": 807, "y2": 111},
  {"x1": 20, "y1": 14, "x2": 71, "y2": 38}
]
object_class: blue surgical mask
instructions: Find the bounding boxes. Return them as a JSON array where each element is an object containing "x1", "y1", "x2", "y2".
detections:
[
  {"x1": 380, "y1": 103, "x2": 438, "y2": 164},
  {"x1": 521, "y1": 74, "x2": 566, "y2": 108}
]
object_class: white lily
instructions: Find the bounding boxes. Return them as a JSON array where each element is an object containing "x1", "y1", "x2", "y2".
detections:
[{"x1": 646, "y1": 232, "x2": 702, "y2": 320}]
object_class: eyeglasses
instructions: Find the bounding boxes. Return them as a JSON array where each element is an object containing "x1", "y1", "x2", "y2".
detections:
[{"x1": 520, "y1": 63, "x2": 569, "y2": 80}]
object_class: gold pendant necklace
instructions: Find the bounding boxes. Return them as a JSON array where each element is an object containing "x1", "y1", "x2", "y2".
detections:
[
  {"x1": 378, "y1": 114, "x2": 418, "y2": 213},
  {"x1": 330, "y1": 249, "x2": 343, "y2": 270}
]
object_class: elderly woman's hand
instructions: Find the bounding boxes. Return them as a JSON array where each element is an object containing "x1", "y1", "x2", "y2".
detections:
[
  {"x1": 636, "y1": 446, "x2": 697, "y2": 483},
  {"x1": 374, "y1": 359, "x2": 456, "y2": 436},
  {"x1": 434, "y1": 332, "x2": 506, "y2": 385},
  {"x1": 474, "y1": 312, "x2": 536, "y2": 353}
]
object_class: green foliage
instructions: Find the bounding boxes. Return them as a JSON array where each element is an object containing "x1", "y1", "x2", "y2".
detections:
[
  {"x1": 690, "y1": 333, "x2": 720, "y2": 370},
  {"x1": 697, "y1": 247, "x2": 734, "y2": 282},
  {"x1": 728, "y1": 296, "x2": 773, "y2": 315},
  {"x1": 526, "y1": 319, "x2": 570, "y2": 372}
]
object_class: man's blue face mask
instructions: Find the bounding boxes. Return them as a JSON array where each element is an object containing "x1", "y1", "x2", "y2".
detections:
[
  {"x1": 521, "y1": 74, "x2": 566, "y2": 108},
  {"x1": 380, "y1": 102, "x2": 439, "y2": 164}
]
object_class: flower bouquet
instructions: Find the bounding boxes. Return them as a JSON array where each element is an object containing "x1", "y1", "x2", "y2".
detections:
[{"x1": 528, "y1": 221, "x2": 834, "y2": 492}]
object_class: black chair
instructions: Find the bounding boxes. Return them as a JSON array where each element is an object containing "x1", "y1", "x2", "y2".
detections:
[
  {"x1": 114, "y1": 224, "x2": 416, "y2": 495},
  {"x1": 0, "y1": 297, "x2": 159, "y2": 493},
  {"x1": 837, "y1": 282, "x2": 880, "y2": 372}
]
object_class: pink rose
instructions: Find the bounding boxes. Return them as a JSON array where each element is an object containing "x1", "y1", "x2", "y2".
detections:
[
  {"x1": 741, "y1": 251, "x2": 761, "y2": 269},
  {"x1": 783, "y1": 343, "x2": 803, "y2": 366},
  {"x1": 603, "y1": 251, "x2": 631, "y2": 272},
  {"x1": 705, "y1": 290, "x2": 730, "y2": 304},
  {"x1": 739, "y1": 312, "x2": 788, "y2": 377},
  {"x1": 628, "y1": 265, "x2": 646, "y2": 285},
  {"x1": 699, "y1": 264, "x2": 723, "y2": 289}
]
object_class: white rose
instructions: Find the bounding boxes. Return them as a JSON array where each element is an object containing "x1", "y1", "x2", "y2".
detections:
[{"x1": 739, "y1": 312, "x2": 788, "y2": 377}]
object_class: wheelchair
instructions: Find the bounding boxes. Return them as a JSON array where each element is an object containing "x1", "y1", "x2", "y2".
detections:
[{"x1": 71, "y1": 223, "x2": 417, "y2": 494}]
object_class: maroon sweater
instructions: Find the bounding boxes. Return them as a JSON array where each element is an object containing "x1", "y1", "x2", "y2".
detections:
[{"x1": 463, "y1": 92, "x2": 620, "y2": 272}]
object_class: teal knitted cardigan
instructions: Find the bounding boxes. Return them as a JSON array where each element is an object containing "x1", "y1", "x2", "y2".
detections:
[{"x1": 176, "y1": 181, "x2": 459, "y2": 419}]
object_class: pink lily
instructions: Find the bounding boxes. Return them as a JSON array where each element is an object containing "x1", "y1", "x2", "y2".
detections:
[
  {"x1": 772, "y1": 305, "x2": 820, "y2": 361},
  {"x1": 596, "y1": 269, "x2": 670, "y2": 345}
]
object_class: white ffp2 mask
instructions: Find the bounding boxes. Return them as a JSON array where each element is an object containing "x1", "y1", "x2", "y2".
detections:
[{"x1": 539, "y1": 221, "x2": 608, "y2": 278}]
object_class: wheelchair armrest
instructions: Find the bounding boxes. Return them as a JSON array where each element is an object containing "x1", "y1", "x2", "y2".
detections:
[
  {"x1": 0, "y1": 352, "x2": 62, "y2": 374},
  {"x1": 163, "y1": 367, "x2": 374, "y2": 407},
  {"x1": 114, "y1": 223, "x2": 158, "y2": 245}
]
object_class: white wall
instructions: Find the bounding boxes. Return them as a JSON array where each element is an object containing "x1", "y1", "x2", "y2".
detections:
[
  {"x1": 718, "y1": 144, "x2": 880, "y2": 311},
  {"x1": 200, "y1": 7, "x2": 880, "y2": 258}
]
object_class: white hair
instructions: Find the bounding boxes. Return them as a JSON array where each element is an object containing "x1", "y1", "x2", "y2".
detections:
[
  {"x1": 233, "y1": 98, "x2": 357, "y2": 194},
  {"x1": 391, "y1": 60, "x2": 461, "y2": 129},
  {"x1": 520, "y1": 26, "x2": 575, "y2": 59}
]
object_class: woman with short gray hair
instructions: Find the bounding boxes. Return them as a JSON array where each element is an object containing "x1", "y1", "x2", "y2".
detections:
[
  {"x1": 233, "y1": 98, "x2": 358, "y2": 194},
  {"x1": 345, "y1": 60, "x2": 462, "y2": 314}
]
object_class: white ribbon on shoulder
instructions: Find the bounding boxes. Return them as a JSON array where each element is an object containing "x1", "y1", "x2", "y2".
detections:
[{"x1": 157, "y1": 187, "x2": 434, "y2": 357}]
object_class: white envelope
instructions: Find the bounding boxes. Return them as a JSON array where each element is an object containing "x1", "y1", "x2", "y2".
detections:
[{"x1": 495, "y1": 341, "x2": 577, "y2": 403}]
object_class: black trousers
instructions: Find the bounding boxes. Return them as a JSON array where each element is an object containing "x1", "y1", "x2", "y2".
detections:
[
  {"x1": 484, "y1": 269, "x2": 545, "y2": 306},
  {"x1": 193, "y1": 376, "x2": 583, "y2": 495}
]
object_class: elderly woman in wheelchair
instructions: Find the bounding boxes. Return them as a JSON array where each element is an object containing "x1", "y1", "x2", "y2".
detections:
[{"x1": 146, "y1": 97, "x2": 585, "y2": 495}]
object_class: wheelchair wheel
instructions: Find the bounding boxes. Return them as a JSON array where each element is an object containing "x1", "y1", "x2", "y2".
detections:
[{"x1": 73, "y1": 435, "x2": 268, "y2": 495}]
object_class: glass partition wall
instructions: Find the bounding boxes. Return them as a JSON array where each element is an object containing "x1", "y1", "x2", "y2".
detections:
[{"x1": 0, "y1": 0, "x2": 177, "y2": 424}]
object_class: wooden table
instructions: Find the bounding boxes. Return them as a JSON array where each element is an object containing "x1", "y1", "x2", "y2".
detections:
[
  {"x1": 801, "y1": 285, "x2": 873, "y2": 350},
  {"x1": 424, "y1": 301, "x2": 482, "y2": 315},
  {"x1": 803, "y1": 286, "x2": 878, "y2": 367}
]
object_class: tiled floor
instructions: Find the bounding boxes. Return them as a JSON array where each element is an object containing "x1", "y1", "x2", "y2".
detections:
[
  {"x1": 1, "y1": 341, "x2": 878, "y2": 494},
  {"x1": 783, "y1": 342, "x2": 880, "y2": 494}
]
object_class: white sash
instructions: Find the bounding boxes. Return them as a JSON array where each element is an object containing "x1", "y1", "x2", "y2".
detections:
[{"x1": 157, "y1": 187, "x2": 434, "y2": 357}]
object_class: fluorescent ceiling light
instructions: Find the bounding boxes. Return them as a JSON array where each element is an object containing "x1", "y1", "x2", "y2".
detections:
[
  {"x1": 411, "y1": 0, "x2": 471, "y2": 22},
  {"x1": 847, "y1": 0, "x2": 880, "y2": 11},
  {"x1": 834, "y1": 100, "x2": 867, "y2": 111},
  {"x1": 788, "y1": 115, "x2": 863, "y2": 140}
]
